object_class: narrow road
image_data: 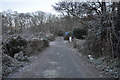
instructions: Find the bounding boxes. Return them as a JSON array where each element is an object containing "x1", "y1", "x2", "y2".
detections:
[{"x1": 8, "y1": 37, "x2": 108, "y2": 78}]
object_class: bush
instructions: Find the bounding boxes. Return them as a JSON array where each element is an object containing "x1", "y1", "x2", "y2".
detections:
[
  {"x1": 57, "y1": 31, "x2": 64, "y2": 36},
  {"x1": 14, "y1": 51, "x2": 29, "y2": 61},
  {"x1": 43, "y1": 38, "x2": 49, "y2": 47},
  {"x1": 25, "y1": 39, "x2": 49, "y2": 56},
  {"x1": 46, "y1": 35, "x2": 55, "y2": 41},
  {"x1": 2, "y1": 53, "x2": 23, "y2": 77},
  {"x1": 2, "y1": 35, "x2": 27, "y2": 57},
  {"x1": 73, "y1": 28, "x2": 87, "y2": 39}
]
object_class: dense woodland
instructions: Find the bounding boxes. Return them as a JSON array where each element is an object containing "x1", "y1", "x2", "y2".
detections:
[{"x1": 53, "y1": 1, "x2": 120, "y2": 58}]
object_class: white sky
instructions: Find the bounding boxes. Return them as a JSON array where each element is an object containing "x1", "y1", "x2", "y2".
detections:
[
  {"x1": 0, "y1": 0, "x2": 62, "y2": 15},
  {"x1": 1, "y1": 0, "x2": 117, "y2": 15}
]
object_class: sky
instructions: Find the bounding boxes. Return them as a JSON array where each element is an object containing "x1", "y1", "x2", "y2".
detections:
[
  {"x1": 1, "y1": 0, "x2": 117, "y2": 14},
  {"x1": 0, "y1": 0, "x2": 61, "y2": 15}
]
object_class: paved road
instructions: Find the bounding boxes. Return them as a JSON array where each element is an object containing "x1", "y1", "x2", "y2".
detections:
[{"x1": 8, "y1": 37, "x2": 108, "y2": 78}]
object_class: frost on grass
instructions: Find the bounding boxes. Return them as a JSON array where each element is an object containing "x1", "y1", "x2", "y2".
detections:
[
  {"x1": 89, "y1": 56, "x2": 119, "y2": 78},
  {"x1": 43, "y1": 70, "x2": 58, "y2": 78}
]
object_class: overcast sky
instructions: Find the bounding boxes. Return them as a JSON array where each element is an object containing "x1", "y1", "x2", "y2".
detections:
[{"x1": 0, "y1": 0, "x2": 61, "y2": 15}]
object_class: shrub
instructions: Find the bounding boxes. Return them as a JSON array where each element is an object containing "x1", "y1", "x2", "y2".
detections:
[
  {"x1": 73, "y1": 28, "x2": 87, "y2": 39},
  {"x1": 43, "y1": 39, "x2": 49, "y2": 47},
  {"x1": 57, "y1": 30, "x2": 64, "y2": 36},
  {"x1": 2, "y1": 53, "x2": 22, "y2": 77},
  {"x1": 45, "y1": 35, "x2": 55, "y2": 41},
  {"x1": 2, "y1": 35, "x2": 27, "y2": 57},
  {"x1": 25, "y1": 39, "x2": 49, "y2": 56}
]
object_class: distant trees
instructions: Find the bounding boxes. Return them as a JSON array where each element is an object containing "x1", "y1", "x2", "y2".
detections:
[
  {"x1": 1, "y1": 9, "x2": 84, "y2": 37},
  {"x1": 1, "y1": 10, "x2": 58, "y2": 35},
  {"x1": 2, "y1": 10, "x2": 31, "y2": 34}
]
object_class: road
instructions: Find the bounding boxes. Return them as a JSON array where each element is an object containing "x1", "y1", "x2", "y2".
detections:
[{"x1": 7, "y1": 37, "x2": 108, "y2": 78}]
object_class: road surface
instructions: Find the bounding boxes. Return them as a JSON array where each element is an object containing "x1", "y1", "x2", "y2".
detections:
[{"x1": 7, "y1": 37, "x2": 109, "y2": 78}]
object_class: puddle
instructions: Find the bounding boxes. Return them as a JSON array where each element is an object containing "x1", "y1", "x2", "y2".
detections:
[
  {"x1": 50, "y1": 42, "x2": 58, "y2": 46},
  {"x1": 56, "y1": 53, "x2": 60, "y2": 55},
  {"x1": 50, "y1": 62, "x2": 58, "y2": 65}
]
